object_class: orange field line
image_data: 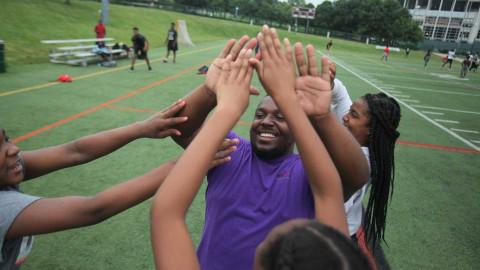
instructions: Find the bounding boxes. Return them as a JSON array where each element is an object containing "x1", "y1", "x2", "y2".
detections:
[{"x1": 13, "y1": 64, "x2": 203, "y2": 144}]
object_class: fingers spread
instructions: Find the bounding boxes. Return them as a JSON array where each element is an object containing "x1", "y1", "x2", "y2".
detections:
[
  {"x1": 295, "y1": 42, "x2": 307, "y2": 76},
  {"x1": 306, "y1": 45, "x2": 319, "y2": 77},
  {"x1": 161, "y1": 99, "x2": 186, "y2": 117},
  {"x1": 262, "y1": 25, "x2": 277, "y2": 59},
  {"x1": 284, "y1": 38, "x2": 293, "y2": 64},
  {"x1": 271, "y1": 28, "x2": 282, "y2": 57},
  {"x1": 231, "y1": 35, "x2": 250, "y2": 60},
  {"x1": 219, "y1": 39, "x2": 236, "y2": 58}
]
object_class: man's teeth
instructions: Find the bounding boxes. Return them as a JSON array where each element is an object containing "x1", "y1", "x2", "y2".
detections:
[{"x1": 260, "y1": 133, "x2": 276, "y2": 138}]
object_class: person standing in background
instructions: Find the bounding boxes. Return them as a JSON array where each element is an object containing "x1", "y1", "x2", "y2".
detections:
[
  {"x1": 94, "y1": 20, "x2": 106, "y2": 46},
  {"x1": 163, "y1": 22, "x2": 178, "y2": 63}
]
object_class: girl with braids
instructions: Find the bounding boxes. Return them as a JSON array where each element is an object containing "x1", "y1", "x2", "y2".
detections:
[
  {"x1": 151, "y1": 26, "x2": 371, "y2": 270},
  {"x1": 342, "y1": 92, "x2": 401, "y2": 244}
]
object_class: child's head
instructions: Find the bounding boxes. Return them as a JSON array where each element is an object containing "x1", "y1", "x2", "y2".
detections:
[
  {"x1": 255, "y1": 219, "x2": 371, "y2": 270},
  {"x1": 0, "y1": 128, "x2": 24, "y2": 187}
]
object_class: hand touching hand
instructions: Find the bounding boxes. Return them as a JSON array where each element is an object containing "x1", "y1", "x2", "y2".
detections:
[
  {"x1": 205, "y1": 36, "x2": 259, "y2": 96},
  {"x1": 250, "y1": 26, "x2": 296, "y2": 100},
  {"x1": 209, "y1": 138, "x2": 239, "y2": 169},
  {"x1": 294, "y1": 43, "x2": 333, "y2": 118},
  {"x1": 138, "y1": 100, "x2": 188, "y2": 138},
  {"x1": 215, "y1": 48, "x2": 254, "y2": 115}
]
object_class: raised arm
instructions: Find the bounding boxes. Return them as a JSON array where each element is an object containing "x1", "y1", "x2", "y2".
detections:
[
  {"x1": 6, "y1": 160, "x2": 175, "y2": 240},
  {"x1": 22, "y1": 100, "x2": 187, "y2": 180},
  {"x1": 252, "y1": 26, "x2": 348, "y2": 236},
  {"x1": 151, "y1": 49, "x2": 254, "y2": 270},
  {"x1": 171, "y1": 36, "x2": 259, "y2": 148},
  {"x1": 294, "y1": 44, "x2": 369, "y2": 200}
]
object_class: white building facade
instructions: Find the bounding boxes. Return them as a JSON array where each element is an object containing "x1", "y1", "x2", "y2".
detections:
[{"x1": 399, "y1": 0, "x2": 480, "y2": 44}]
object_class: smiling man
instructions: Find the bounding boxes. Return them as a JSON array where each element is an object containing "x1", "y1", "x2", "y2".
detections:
[{"x1": 171, "y1": 37, "x2": 369, "y2": 270}]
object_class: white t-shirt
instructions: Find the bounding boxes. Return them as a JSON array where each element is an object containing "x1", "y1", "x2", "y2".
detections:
[
  {"x1": 330, "y1": 78, "x2": 371, "y2": 236},
  {"x1": 447, "y1": 51, "x2": 455, "y2": 60}
]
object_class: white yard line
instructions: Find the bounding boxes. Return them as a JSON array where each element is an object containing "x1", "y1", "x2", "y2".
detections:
[
  {"x1": 400, "y1": 99, "x2": 420, "y2": 103},
  {"x1": 471, "y1": 140, "x2": 480, "y2": 144},
  {"x1": 394, "y1": 94, "x2": 411, "y2": 98},
  {"x1": 383, "y1": 84, "x2": 480, "y2": 97},
  {"x1": 319, "y1": 49, "x2": 480, "y2": 151},
  {"x1": 387, "y1": 89, "x2": 402, "y2": 93},
  {"x1": 434, "y1": 119, "x2": 459, "y2": 124},
  {"x1": 421, "y1": 111, "x2": 444, "y2": 115},
  {"x1": 412, "y1": 105, "x2": 480, "y2": 115},
  {"x1": 451, "y1": 128, "x2": 479, "y2": 134}
]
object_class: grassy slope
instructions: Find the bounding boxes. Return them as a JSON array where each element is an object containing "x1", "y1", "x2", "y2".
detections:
[{"x1": 0, "y1": 0, "x2": 373, "y2": 66}]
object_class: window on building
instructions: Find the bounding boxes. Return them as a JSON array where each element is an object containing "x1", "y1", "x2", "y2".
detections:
[
  {"x1": 471, "y1": 2, "x2": 480, "y2": 11},
  {"x1": 430, "y1": 0, "x2": 441, "y2": 10},
  {"x1": 434, "y1": 27, "x2": 447, "y2": 39},
  {"x1": 446, "y1": 28, "x2": 460, "y2": 40},
  {"x1": 454, "y1": 1, "x2": 467, "y2": 12},
  {"x1": 408, "y1": 0, "x2": 416, "y2": 9},
  {"x1": 418, "y1": 0, "x2": 428, "y2": 9},
  {"x1": 441, "y1": 0, "x2": 454, "y2": 11},
  {"x1": 437, "y1": 17, "x2": 450, "y2": 26},
  {"x1": 423, "y1": 26, "x2": 434, "y2": 38},
  {"x1": 425, "y1": 16, "x2": 437, "y2": 25},
  {"x1": 450, "y1": 18, "x2": 463, "y2": 27}
]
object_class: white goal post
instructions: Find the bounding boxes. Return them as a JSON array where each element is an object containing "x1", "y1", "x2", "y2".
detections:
[{"x1": 176, "y1": 20, "x2": 195, "y2": 47}]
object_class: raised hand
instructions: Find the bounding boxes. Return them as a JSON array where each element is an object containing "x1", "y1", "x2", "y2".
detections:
[
  {"x1": 215, "y1": 48, "x2": 255, "y2": 115},
  {"x1": 205, "y1": 36, "x2": 259, "y2": 96},
  {"x1": 250, "y1": 26, "x2": 296, "y2": 99},
  {"x1": 294, "y1": 43, "x2": 333, "y2": 118},
  {"x1": 138, "y1": 100, "x2": 188, "y2": 138}
]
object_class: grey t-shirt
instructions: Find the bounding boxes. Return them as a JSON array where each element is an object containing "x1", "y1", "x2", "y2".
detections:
[{"x1": 0, "y1": 186, "x2": 40, "y2": 270}]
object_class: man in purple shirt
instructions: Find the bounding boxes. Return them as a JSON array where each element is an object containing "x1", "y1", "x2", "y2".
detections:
[{"x1": 172, "y1": 37, "x2": 368, "y2": 270}]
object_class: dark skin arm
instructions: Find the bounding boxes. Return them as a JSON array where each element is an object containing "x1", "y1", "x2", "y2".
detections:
[
  {"x1": 294, "y1": 44, "x2": 369, "y2": 200},
  {"x1": 171, "y1": 36, "x2": 259, "y2": 148},
  {"x1": 21, "y1": 100, "x2": 187, "y2": 180}
]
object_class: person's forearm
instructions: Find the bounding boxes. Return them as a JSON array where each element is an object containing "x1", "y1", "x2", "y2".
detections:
[
  {"x1": 310, "y1": 113, "x2": 369, "y2": 200},
  {"x1": 274, "y1": 94, "x2": 343, "y2": 200},
  {"x1": 89, "y1": 160, "x2": 176, "y2": 223},
  {"x1": 171, "y1": 84, "x2": 217, "y2": 148},
  {"x1": 67, "y1": 122, "x2": 145, "y2": 165},
  {"x1": 274, "y1": 93, "x2": 348, "y2": 235}
]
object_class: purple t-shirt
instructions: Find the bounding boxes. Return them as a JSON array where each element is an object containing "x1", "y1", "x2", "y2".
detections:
[{"x1": 197, "y1": 132, "x2": 314, "y2": 270}]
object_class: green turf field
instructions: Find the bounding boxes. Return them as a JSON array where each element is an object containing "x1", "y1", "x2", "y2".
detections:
[{"x1": 1, "y1": 1, "x2": 480, "y2": 270}]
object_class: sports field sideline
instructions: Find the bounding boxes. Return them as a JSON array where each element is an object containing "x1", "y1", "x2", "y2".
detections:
[{"x1": 0, "y1": 36, "x2": 479, "y2": 269}]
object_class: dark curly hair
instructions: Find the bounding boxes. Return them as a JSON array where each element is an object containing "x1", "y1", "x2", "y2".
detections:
[{"x1": 261, "y1": 221, "x2": 372, "y2": 270}]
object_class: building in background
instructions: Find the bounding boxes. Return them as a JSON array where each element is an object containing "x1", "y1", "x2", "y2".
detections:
[{"x1": 399, "y1": 0, "x2": 480, "y2": 44}]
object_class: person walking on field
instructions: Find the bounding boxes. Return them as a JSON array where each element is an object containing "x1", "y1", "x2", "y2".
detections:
[
  {"x1": 423, "y1": 49, "x2": 432, "y2": 68},
  {"x1": 381, "y1": 45, "x2": 390, "y2": 63},
  {"x1": 441, "y1": 49, "x2": 455, "y2": 70},
  {"x1": 163, "y1": 22, "x2": 178, "y2": 64},
  {"x1": 130, "y1": 27, "x2": 152, "y2": 71}
]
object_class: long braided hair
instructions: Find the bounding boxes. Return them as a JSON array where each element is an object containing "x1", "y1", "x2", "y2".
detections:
[
  {"x1": 362, "y1": 93, "x2": 401, "y2": 248},
  {"x1": 261, "y1": 221, "x2": 372, "y2": 270}
]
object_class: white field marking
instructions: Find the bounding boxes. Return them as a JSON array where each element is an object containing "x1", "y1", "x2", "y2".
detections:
[
  {"x1": 400, "y1": 99, "x2": 420, "y2": 103},
  {"x1": 363, "y1": 72, "x2": 479, "y2": 90},
  {"x1": 394, "y1": 94, "x2": 411, "y2": 98},
  {"x1": 421, "y1": 111, "x2": 444, "y2": 115},
  {"x1": 471, "y1": 140, "x2": 480, "y2": 144},
  {"x1": 412, "y1": 105, "x2": 480, "y2": 115},
  {"x1": 434, "y1": 119, "x2": 460, "y2": 124},
  {"x1": 319, "y1": 49, "x2": 480, "y2": 151},
  {"x1": 383, "y1": 84, "x2": 480, "y2": 97},
  {"x1": 387, "y1": 89, "x2": 402, "y2": 93},
  {"x1": 451, "y1": 128, "x2": 479, "y2": 134}
]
